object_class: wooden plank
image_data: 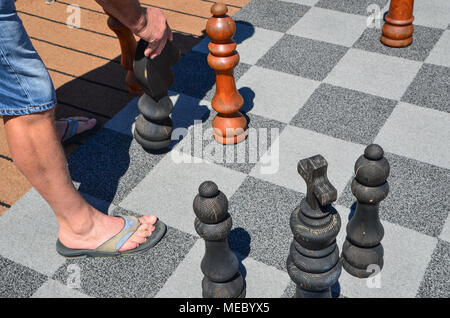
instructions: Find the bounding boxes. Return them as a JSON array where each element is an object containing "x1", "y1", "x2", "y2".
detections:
[
  {"x1": 140, "y1": 0, "x2": 241, "y2": 18},
  {"x1": 0, "y1": 159, "x2": 31, "y2": 206},
  {"x1": 17, "y1": 1, "x2": 239, "y2": 36},
  {"x1": 0, "y1": 122, "x2": 11, "y2": 159},
  {"x1": 49, "y1": 71, "x2": 134, "y2": 118},
  {"x1": 53, "y1": 0, "x2": 105, "y2": 12},
  {"x1": 200, "y1": 0, "x2": 250, "y2": 8},
  {"x1": 18, "y1": 13, "x2": 122, "y2": 60},
  {"x1": 163, "y1": 9, "x2": 207, "y2": 36},
  {"x1": 54, "y1": 0, "x2": 244, "y2": 16},
  {"x1": 15, "y1": 0, "x2": 116, "y2": 37},
  {"x1": 31, "y1": 39, "x2": 128, "y2": 92}
]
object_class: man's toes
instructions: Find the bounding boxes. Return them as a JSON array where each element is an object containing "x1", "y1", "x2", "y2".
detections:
[
  {"x1": 117, "y1": 222, "x2": 155, "y2": 252},
  {"x1": 119, "y1": 241, "x2": 139, "y2": 252},
  {"x1": 139, "y1": 215, "x2": 157, "y2": 225},
  {"x1": 136, "y1": 223, "x2": 154, "y2": 236},
  {"x1": 139, "y1": 223, "x2": 149, "y2": 231},
  {"x1": 77, "y1": 118, "x2": 97, "y2": 134},
  {"x1": 140, "y1": 230, "x2": 153, "y2": 237},
  {"x1": 137, "y1": 223, "x2": 155, "y2": 233},
  {"x1": 131, "y1": 235, "x2": 147, "y2": 245}
]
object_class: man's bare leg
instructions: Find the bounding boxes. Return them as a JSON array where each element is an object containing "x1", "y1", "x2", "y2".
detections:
[{"x1": 3, "y1": 108, "x2": 156, "y2": 252}]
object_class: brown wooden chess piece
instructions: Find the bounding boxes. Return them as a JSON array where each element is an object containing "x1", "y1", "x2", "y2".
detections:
[
  {"x1": 381, "y1": 0, "x2": 415, "y2": 48},
  {"x1": 105, "y1": 12, "x2": 143, "y2": 96},
  {"x1": 207, "y1": 2, "x2": 248, "y2": 145}
]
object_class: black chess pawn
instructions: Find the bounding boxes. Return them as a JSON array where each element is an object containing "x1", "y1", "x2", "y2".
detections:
[
  {"x1": 193, "y1": 181, "x2": 245, "y2": 298},
  {"x1": 287, "y1": 155, "x2": 342, "y2": 298},
  {"x1": 133, "y1": 39, "x2": 180, "y2": 151},
  {"x1": 342, "y1": 144, "x2": 390, "y2": 278}
]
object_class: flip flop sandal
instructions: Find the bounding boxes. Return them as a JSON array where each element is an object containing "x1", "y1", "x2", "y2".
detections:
[
  {"x1": 56, "y1": 216, "x2": 167, "y2": 258},
  {"x1": 59, "y1": 117, "x2": 101, "y2": 146}
]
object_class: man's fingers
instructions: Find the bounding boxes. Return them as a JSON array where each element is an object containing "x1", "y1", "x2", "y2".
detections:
[
  {"x1": 144, "y1": 40, "x2": 158, "y2": 57},
  {"x1": 150, "y1": 36, "x2": 168, "y2": 59},
  {"x1": 144, "y1": 47, "x2": 152, "y2": 57},
  {"x1": 142, "y1": 25, "x2": 171, "y2": 58}
]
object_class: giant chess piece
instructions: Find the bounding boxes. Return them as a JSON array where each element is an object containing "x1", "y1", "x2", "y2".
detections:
[
  {"x1": 287, "y1": 155, "x2": 342, "y2": 298},
  {"x1": 193, "y1": 181, "x2": 245, "y2": 298},
  {"x1": 342, "y1": 144, "x2": 390, "y2": 278},
  {"x1": 381, "y1": 0, "x2": 415, "y2": 47},
  {"x1": 104, "y1": 12, "x2": 142, "y2": 96},
  {"x1": 133, "y1": 39, "x2": 180, "y2": 151},
  {"x1": 207, "y1": 3, "x2": 248, "y2": 145}
]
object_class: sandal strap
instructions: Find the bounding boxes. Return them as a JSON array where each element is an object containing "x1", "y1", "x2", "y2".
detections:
[
  {"x1": 61, "y1": 119, "x2": 79, "y2": 142},
  {"x1": 95, "y1": 216, "x2": 140, "y2": 252}
]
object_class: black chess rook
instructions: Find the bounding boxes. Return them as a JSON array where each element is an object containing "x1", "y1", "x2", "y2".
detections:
[
  {"x1": 193, "y1": 181, "x2": 245, "y2": 298},
  {"x1": 133, "y1": 39, "x2": 180, "y2": 151},
  {"x1": 342, "y1": 144, "x2": 390, "y2": 278},
  {"x1": 287, "y1": 155, "x2": 342, "y2": 298}
]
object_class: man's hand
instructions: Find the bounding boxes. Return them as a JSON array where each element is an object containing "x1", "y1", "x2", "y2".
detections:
[
  {"x1": 133, "y1": 7, "x2": 173, "y2": 59},
  {"x1": 96, "y1": 0, "x2": 173, "y2": 59}
]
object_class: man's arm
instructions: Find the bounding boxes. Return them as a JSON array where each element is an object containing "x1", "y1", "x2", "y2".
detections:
[{"x1": 96, "y1": 0, "x2": 172, "y2": 58}]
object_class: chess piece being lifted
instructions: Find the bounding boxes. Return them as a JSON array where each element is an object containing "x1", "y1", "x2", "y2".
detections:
[
  {"x1": 104, "y1": 12, "x2": 142, "y2": 96},
  {"x1": 342, "y1": 144, "x2": 390, "y2": 278},
  {"x1": 207, "y1": 3, "x2": 248, "y2": 145},
  {"x1": 133, "y1": 39, "x2": 180, "y2": 151},
  {"x1": 381, "y1": 0, "x2": 415, "y2": 47},
  {"x1": 193, "y1": 181, "x2": 246, "y2": 298},
  {"x1": 287, "y1": 155, "x2": 341, "y2": 298}
]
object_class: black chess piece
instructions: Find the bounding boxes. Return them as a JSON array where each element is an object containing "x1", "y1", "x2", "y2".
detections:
[
  {"x1": 133, "y1": 39, "x2": 180, "y2": 151},
  {"x1": 287, "y1": 155, "x2": 342, "y2": 298},
  {"x1": 342, "y1": 144, "x2": 390, "y2": 278},
  {"x1": 193, "y1": 181, "x2": 245, "y2": 298}
]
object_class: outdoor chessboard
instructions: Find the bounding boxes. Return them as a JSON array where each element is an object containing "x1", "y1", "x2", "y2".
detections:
[{"x1": 1, "y1": 0, "x2": 449, "y2": 298}]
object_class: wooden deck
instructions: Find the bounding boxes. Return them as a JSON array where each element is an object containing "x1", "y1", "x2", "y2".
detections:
[{"x1": 0, "y1": 0, "x2": 249, "y2": 215}]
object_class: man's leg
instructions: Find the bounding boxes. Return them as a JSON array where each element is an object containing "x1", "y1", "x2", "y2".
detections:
[
  {"x1": 3, "y1": 109, "x2": 157, "y2": 252},
  {"x1": 1, "y1": 0, "x2": 160, "y2": 253}
]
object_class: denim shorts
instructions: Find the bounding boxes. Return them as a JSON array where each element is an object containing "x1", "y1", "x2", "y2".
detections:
[{"x1": 0, "y1": 0, "x2": 56, "y2": 116}]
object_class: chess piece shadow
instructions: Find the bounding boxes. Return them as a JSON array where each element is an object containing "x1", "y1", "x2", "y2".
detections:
[
  {"x1": 200, "y1": 21, "x2": 255, "y2": 46},
  {"x1": 67, "y1": 127, "x2": 133, "y2": 212},
  {"x1": 169, "y1": 92, "x2": 211, "y2": 148},
  {"x1": 233, "y1": 21, "x2": 256, "y2": 46},
  {"x1": 349, "y1": 201, "x2": 357, "y2": 220},
  {"x1": 331, "y1": 281, "x2": 341, "y2": 298},
  {"x1": 228, "y1": 227, "x2": 251, "y2": 279},
  {"x1": 238, "y1": 86, "x2": 255, "y2": 120}
]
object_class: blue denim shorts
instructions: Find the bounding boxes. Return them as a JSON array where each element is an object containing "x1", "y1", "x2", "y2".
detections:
[{"x1": 0, "y1": 0, "x2": 56, "y2": 116}]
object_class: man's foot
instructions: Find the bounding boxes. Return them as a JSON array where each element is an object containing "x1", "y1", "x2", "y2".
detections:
[
  {"x1": 55, "y1": 117, "x2": 98, "y2": 144},
  {"x1": 58, "y1": 210, "x2": 159, "y2": 252}
]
